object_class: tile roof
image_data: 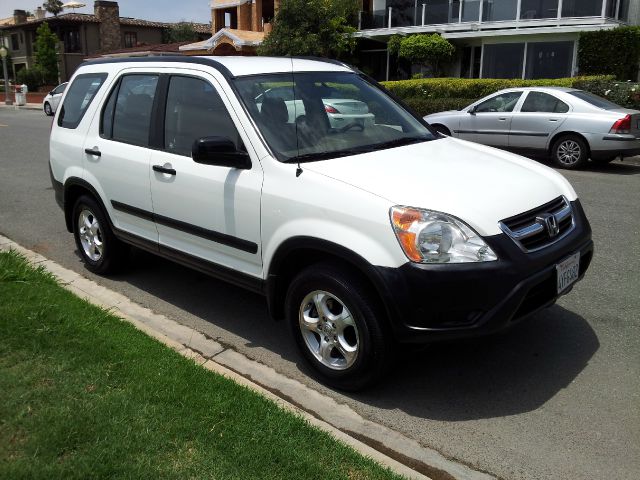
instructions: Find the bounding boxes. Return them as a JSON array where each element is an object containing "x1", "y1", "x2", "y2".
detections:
[
  {"x1": 87, "y1": 41, "x2": 193, "y2": 58},
  {"x1": 0, "y1": 13, "x2": 210, "y2": 33}
]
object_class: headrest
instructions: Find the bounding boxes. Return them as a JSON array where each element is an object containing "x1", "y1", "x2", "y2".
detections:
[{"x1": 261, "y1": 97, "x2": 289, "y2": 124}]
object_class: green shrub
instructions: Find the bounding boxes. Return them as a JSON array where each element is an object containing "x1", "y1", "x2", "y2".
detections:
[
  {"x1": 572, "y1": 79, "x2": 640, "y2": 109},
  {"x1": 401, "y1": 97, "x2": 474, "y2": 116},
  {"x1": 381, "y1": 76, "x2": 614, "y2": 100},
  {"x1": 578, "y1": 27, "x2": 640, "y2": 81},
  {"x1": 16, "y1": 65, "x2": 47, "y2": 92}
]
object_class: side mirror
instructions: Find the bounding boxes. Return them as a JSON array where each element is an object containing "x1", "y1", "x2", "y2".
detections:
[
  {"x1": 469, "y1": 105, "x2": 477, "y2": 115},
  {"x1": 192, "y1": 136, "x2": 251, "y2": 169}
]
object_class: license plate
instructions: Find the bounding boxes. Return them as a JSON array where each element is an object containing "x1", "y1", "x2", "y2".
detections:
[{"x1": 556, "y1": 253, "x2": 580, "y2": 294}]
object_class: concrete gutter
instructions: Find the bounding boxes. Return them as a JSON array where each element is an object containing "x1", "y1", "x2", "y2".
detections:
[
  {"x1": 0, "y1": 103, "x2": 43, "y2": 111},
  {"x1": 0, "y1": 234, "x2": 497, "y2": 480}
]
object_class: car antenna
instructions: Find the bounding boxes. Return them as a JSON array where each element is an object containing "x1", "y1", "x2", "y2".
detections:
[{"x1": 296, "y1": 163, "x2": 303, "y2": 177}]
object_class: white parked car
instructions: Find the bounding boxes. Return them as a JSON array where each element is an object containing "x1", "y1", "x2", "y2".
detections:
[
  {"x1": 49, "y1": 57, "x2": 593, "y2": 390},
  {"x1": 425, "y1": 87, "x2": 640, "y2": 169},
  {"x1": 42, "y1": 82, "x2": 68, "y2": 116}
]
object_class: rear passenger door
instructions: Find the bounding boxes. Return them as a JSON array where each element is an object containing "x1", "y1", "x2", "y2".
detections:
[
  {"x1": 509, "y1": 91, "x2": 569, "y2": 150},
  {"x1": 84, "y1": 72, "x2": 159, "y2": 242},
  {"x1": 149, "y1": 72, "x2": 264, "y2": 277}
]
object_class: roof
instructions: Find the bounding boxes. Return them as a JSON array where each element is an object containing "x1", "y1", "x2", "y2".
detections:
[
  {"x1": 80, "y1": 55, "x2": 353, "y2": 78},
  {"x1": 180, "y1": 28, "x2": 265, "y2": 52},
  {"x1": 87, "y1": 41, "x2": 193, "y2": 58},
  {"x1": 0, "y1": 12, "x2": 209, "y2": 33}
]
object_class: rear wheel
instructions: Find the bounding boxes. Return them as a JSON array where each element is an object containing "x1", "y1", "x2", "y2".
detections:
[
  {"x1": 72, "y1": 195, "x2": 128, "y2": 274},
  {"x1": 286, "y1": 264, "x2": 393, "y2": 391},
  {"x1": 44, "y1": 102, "x2": 53, "y2": 116},
  {"x1": 551, "y1": 135, "x2": 588, "y2": 169}
]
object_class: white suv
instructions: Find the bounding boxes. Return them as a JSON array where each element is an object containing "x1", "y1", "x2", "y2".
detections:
[{"x1": 49, "y1": 56, "x2": 593, "y2": 390}]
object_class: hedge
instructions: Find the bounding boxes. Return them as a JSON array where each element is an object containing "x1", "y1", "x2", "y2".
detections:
[
  {"x1": 380, "y1": 76, "x2": 619, "y2": 116},
  {"x1": 578, "y1": 27, "x2": 640, "y2": 81}
]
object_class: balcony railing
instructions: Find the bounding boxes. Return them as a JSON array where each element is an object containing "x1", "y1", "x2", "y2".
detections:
[{"x1": 358, "y1": 0, "x2": 629, "y2": 30}]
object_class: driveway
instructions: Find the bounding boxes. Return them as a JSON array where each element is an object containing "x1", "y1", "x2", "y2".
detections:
[{"x1": 1, "y1": 108, "x2": 638, "y2": 480}]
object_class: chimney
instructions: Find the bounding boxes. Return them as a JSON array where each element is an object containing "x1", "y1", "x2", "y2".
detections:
[
  {"x1": 35, "y1": 7, "x2": 46, "y2": 20},
  {"x1": 13, "y1": 9, "x2": 27, "y2": 25},
  {"x1": 94, "y1": 1, "x2": 121, "y2": 52}
]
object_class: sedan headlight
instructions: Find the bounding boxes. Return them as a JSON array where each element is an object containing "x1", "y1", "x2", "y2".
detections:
[{"x1": 390, "y1": 206, "x2": 497, "y2": 264}]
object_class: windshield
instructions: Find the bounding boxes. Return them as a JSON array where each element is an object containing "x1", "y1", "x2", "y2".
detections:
[
  {"x1": 233, "y1": 72, "x2": 436, "y2": 163},
  {"x1": 569, "y1": 90, "x2": 623, "y2": 110}
]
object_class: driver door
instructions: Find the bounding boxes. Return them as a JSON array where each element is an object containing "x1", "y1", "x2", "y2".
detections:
[{"x1": 458, "y1": 91, "x2": 523, "y2": 147}]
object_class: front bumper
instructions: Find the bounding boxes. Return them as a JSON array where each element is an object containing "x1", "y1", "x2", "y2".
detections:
[{"x1": 376, "y1": 200, "x2": 593, "y2": 343}]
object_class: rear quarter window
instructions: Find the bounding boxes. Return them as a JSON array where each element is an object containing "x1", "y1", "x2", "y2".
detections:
[{"x1": 57, "y1": 73, "x2": 108, "y2": 129}]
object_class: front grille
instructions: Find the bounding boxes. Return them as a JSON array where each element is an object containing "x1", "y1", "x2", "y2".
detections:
[{"x1": 499, "y1": 196, "x2": 574, "y2": 253}]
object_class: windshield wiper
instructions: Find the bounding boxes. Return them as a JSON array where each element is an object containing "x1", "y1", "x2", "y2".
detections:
[{"x1": 282, "y1": 136, "x2": 431, "y2": 164}]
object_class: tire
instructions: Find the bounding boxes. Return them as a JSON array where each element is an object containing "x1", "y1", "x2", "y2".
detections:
[
  {"x1": 432, "y1": 124, "x2": 451, "y2": 136},
  {"x1": 551, "y1": 135, "x2": 589, "y2": 169},
  {"x1": 72, "y1": 195, "x2": 128, "y2": 274},
  {"x1": 44, "y1": 102, "x2": 53, "y2": 116},
  {"x1": 286, "y1": 263, "x2": 393, "y2": 391}
]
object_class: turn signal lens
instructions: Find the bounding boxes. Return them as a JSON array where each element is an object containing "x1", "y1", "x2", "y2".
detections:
[{"x1": 390, "y1": 206, "x2": 498, "y2": 264}]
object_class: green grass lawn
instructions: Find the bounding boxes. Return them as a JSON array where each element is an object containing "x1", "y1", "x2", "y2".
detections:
[{"x1": 0, "y1": 251, "x2": 403, "y2": 480}]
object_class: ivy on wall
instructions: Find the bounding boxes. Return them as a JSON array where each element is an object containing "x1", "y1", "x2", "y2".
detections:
[{"x1": 578, "y1": 27, "x2": 640, "y2": 81}]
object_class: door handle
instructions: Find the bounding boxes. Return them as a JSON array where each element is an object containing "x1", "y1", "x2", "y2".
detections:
[
  {"x1": 549, "y1": 118, "x2": 559, "y2": 122},
  {"x1": 153, "y1": 165, "x2": 176, "y2": 175},
  {"x1": 85, "y1": 147, "x2": 101, "y2": 156},
  {"x1": 498, "y1": 117, "x2": 507, "y2": 121}
]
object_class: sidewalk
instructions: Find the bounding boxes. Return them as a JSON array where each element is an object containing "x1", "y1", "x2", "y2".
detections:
[{"x1": 0, "y1": 102, "x2": 42, "y2": 111}]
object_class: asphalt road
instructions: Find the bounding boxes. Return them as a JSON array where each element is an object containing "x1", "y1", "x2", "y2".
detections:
[{"x1": 1, "y1": 108, "x2": 638, "y2": 480}]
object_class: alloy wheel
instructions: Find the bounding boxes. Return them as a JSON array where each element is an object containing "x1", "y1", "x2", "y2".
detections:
[
  {"x1": 77, "y1": 208, "x2": 104, "y2": 261},
  {"x1": 298, "y1": 290, "x2": 360, "y2": 370},
  {"x1": 557, "y1": 140, "x2": 582, "y2": 166}
]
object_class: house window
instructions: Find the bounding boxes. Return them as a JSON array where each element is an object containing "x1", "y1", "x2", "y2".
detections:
[
  {"x1": 124, "y1": 32, "x2": 137, "y2": 48},
  {"x1": 482, "y1": 43, "x2": 525, "y2": 78},
  {"x1": 520, "y1": 0, "x2": 559, "y2": 19},
  {"x1": 461, "y1": 0, "x2": 481, "y2": 22},
  {"x1": 62, "y1": 28, "x2": 81, "y2": 53},
  {"x1": 11, "y1": 34, "x2": 19, "y2": 50},
  {"x1": 618, "y1": 0, "x2": 630, "y2": 20},
  {"x1": 482, "y1": 0, "x2": 518, "y2": 22},
  {"x1": 525, "y1": 41, "x2": 573, "y2": 79},
  {"x1": 561, "y1": 0, "x2": 603, "y2": 17}
]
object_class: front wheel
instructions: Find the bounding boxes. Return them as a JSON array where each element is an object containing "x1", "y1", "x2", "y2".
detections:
[
  {"x1": 551, "y1": 135, "x2": 588, "y2": 169},
  {"x1": 72, "y1": 195, "x2": 128, "y2": 274},
  {"x1": 286, "y1": 264, "x2": 393, "y2": 391},
  {"x1": 432, "y1": 124, "x2": 451, "y2": 136},
  {"x1": 44, "y1": 102, "x2": 53, "y2": 116}
]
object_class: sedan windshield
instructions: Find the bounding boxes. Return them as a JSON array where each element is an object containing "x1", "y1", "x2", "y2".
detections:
[{"x1": 233, "y1": 72, "x2": 436, "y2": 163}]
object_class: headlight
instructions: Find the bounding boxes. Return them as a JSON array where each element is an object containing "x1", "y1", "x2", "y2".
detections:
[{"x1": 390, "y1": 206, "x2": 498, "y2": 264}]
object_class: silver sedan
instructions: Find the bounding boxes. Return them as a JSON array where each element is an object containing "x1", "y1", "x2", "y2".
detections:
[{"x1": 425, "y1": 87, "x2": 640, "y2": 169}]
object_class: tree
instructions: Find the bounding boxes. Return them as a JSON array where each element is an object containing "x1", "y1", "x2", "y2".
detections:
[
  {"x1": 258, "y1": 0, "x2": 359, "y2": 58},
  {"x1": 34, "y1": 22, "x2": 59, "y2": 84},
  {"x1": 164, "y1": 23, "x2": 201, "y2": 43},
  {"x1": 43, "y1": 0, "x2": 64, "y2": 17},
  {"x1": 397, "y1": 34, "x2": 455, "y2": 77}
]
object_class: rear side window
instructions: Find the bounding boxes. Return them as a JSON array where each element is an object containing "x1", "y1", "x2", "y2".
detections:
[
  {"x1": 568, "y1": 90, "x2": 622, "y2": 110},
  {"x1": 521, "y1": 92, "x2": 569, "y2": 113},
  {"x1": 101, "y1": 74, "x2": 158, "y2": 146},
  {"x1": 58, "y1": 73, "x2": 107, "y2": 129}
]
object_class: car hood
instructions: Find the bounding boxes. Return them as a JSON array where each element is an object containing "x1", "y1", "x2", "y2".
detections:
[{"x1": 303, "y1": 137, "x2": 577, "y2": 236}]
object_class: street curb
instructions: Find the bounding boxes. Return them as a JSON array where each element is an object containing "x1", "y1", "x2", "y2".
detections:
[
  {"x1": 0, "y1": 103, "x2": 42, "y2": 111},
  {"x1": 0, "y1": 235, "x2": 496, "y2": 480}
]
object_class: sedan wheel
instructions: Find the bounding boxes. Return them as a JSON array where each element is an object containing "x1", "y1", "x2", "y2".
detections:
[
  {"x1": 552, "y1": 135, "x2": 588, "y2": 170},
  {"x1": 44, "y1": 102, "x2": 53, "y2": 116}
]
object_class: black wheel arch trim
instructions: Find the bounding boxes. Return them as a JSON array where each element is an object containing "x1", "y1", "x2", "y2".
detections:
[
  {"x1": 61, "y1": 177, "x2": 109, "y2": 233},
  {"x1": 265, "y1": 236, "x2": 400, "y2": 326}
]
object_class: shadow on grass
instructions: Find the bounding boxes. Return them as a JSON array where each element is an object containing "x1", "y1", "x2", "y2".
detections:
[{"x1": 88, "y1": 247, "x2": 599, "y2": 423}]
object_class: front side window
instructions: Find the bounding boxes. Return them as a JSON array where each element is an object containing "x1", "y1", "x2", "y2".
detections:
[
  {"x1": 164, "y1": 75, "x2": 241, "y2": 157},
  {"x1": 52, "y1": 83, "x2": 68, "y2": 95},
  {"x1": 103, "y1": 74, "x2": 158, "y2": 146},
  {"x1": 58, "y1": 73, "x2": 107, "y2": 129},
  {"x1": 233, "y1": 72, "x2": 436, "y2": 163},
  {"x1": 521, "y1": 92, "x2": 569, "y2": 113},
  {"x1": 475, "y1": 91, "x2": 523, "y2": 113}
]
